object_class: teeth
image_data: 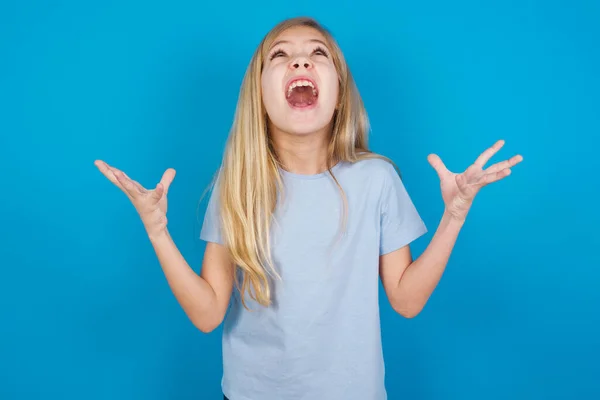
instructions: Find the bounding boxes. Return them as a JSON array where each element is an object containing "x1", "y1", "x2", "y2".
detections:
[{"x1": 286, "y1": 79, "x2": 318, "y2": 98}]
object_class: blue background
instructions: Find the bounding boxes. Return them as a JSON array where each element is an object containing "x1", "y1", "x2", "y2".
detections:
[{"x1": 1, "y1": 0, "x2": 598, "y2": 399}]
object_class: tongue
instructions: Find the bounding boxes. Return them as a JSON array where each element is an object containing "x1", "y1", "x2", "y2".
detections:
[{"x1": 287, "y1": 86, "x2": 317, "y2": 108}]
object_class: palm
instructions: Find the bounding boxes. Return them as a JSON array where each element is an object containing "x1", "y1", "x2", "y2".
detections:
[
  {"x1": 428, "y1": 140, "x2": 523, "y2": 220},
  {"x1": 94, "y1": 160, "x2": 176, "y2": 236}
]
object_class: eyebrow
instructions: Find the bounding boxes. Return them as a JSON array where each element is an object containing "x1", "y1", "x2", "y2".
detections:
[{"x1": 268, "y1": 38, "x2": 329, "y2": 51}]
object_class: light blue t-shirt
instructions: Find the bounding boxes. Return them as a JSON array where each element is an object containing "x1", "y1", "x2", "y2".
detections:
[{"x1": 200, "y1": 157, "x2": 427, "y2": 400}]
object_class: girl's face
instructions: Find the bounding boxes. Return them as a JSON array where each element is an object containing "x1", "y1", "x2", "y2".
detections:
[{"x1": 261, "y1": 26, "x2": 339, "y2": 137}]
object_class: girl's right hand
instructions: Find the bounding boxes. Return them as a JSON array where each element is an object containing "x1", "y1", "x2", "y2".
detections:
[{"x1": 94, "y1": 160, "x2": 176, "y2": 240}]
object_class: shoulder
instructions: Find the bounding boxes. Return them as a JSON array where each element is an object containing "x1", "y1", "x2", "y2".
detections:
[
  {"x1": 334, "y1": 155, "x2": 405, "y2": 208},
  {"x1": 340, "y1": 154, "x2": 400, "y2": 187}
]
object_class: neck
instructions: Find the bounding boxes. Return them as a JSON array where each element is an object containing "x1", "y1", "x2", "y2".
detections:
[{"x1": 269, "y1": 125, "x2": 333, "y2": 176}]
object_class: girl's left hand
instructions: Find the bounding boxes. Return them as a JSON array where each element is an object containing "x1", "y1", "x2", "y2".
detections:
[{"x1": 427, "y1": 140, "x2": 523, "y2": 221}]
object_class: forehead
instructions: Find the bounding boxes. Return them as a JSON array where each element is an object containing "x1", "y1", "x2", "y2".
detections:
[{"x1": 268, "y1": 25, "x2": 329, "y2": 49}]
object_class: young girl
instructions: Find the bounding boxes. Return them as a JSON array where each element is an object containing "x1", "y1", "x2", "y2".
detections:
[{"x1": 95, "y1": 16, "x2": 522, "y2": 400}]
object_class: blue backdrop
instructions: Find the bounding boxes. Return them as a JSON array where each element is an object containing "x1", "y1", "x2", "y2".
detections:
[{"x1": 1, "y1": 1, "x2": 598, "y2": 399}]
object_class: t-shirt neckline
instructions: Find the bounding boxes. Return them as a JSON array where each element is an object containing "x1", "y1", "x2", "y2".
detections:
[{"x1": 279, "y1": 161, "x2": 344, "y2": 180}]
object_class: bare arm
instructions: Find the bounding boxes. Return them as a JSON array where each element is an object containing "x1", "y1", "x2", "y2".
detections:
[
  {"x1": 379, "y1": 210, "x2": 463, "y2": 318},
  {"x1": 380, "y1": 140, "x2": 521, "y2": 318},
  {"x1": 94, "y1": 160, "x2": 235, "y2": 333},
  {"x1": 150, "y1": 232, "x2": 234, "y2": 332}
]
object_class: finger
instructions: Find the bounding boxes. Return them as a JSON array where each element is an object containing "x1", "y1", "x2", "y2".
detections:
[
  {"x1": 114, "y1": 169, "x2": 144, "y2": 198},
  {"x1": 96, "y1": 160, "x2": 149, "y2": 194},
  {"x1": 150, "y1": 183, "x2": 165, "y2": 203},
  {"x1": 109, "y1": 167, "x2": 147, "y2": 192},
  {"x1": 125, "y1": 175, "x2": 146, "y2": 193},
  {"x1": 480, "y1": 168, "x2": 511, "y2": 186},
  {"x1": 95, "y1": 160, "x2": 126, "y2": 190},
  {"x1": 456, "y1": 173, "x2": 469, "y2": 191},
  {"x1": 159, "y1": 168, "x2": 176, "y2": 194},
  {"x1": 95, "y1": 160, "x2": 114, "y2": 179},
  {"x1": 427, "y1": 154, "x2": 449, "y2": 178},
  {"x1": 474, "y1": 140, "x2": 505, "y2": 168},
  {"x1": 484, "y1": 154, "x2": 523, "y2": 174}
]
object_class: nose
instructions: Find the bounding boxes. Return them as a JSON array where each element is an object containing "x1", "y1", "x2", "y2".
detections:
[{"x1": 290, "y1": 56, "x2": 312, "y2": 70}]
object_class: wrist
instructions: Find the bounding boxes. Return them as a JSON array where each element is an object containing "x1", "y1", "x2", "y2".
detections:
[
  {"x1": 148, "y1": 228, "x2": 170, "y2": 245},
  {"x1": 442, "y1": 208, "x2": 467, "y2": 227}
]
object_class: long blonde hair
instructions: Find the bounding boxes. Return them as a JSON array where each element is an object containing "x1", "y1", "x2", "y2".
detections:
[{"x1": 215, "y1": 16, "x2": 389, "y2": 308}]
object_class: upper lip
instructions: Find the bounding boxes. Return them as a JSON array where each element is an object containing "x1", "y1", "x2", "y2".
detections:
[{"x1": 284, "y1": 75, "x2": 319, "y2": 95}]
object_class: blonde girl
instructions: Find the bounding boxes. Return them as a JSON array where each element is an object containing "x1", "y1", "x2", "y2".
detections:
[{"x1": 96, "y1": 16, "x2": 522, "y2": 400}]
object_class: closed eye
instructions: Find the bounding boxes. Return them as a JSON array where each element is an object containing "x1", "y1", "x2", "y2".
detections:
[
  {"x1": 312, "y1": 46, "x2": 329, "y2": 57},
  {"x1": 269, "y1": 49, "x2": 287, "y2": 60},
  {"x1": 268, "y1": 45, "x2": 329, "y2": 61}
]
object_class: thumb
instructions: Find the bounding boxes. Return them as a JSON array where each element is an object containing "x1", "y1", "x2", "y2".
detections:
[
  {"x1": 159, "y1": 168, "x2": 176, "y2": 194},
  {"x1": 427, "y1": 154, "x2": 448, "y2": 178}
]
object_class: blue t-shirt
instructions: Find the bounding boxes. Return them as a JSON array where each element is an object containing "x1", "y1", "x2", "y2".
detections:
[{"x1": 200, "y1": 157, "x2": 427, "y2": 400}]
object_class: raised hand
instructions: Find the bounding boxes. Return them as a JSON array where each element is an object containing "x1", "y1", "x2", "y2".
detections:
[
  {"x1": 94, "y1": 160, "x2": 176, "y2": 239},
  {"x1": 427, "y1": 140, "x2": 523, "y2": 221}
]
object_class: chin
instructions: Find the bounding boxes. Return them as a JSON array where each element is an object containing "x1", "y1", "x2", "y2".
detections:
[
  {"x1": 286, "y1": 123, "x2": 328, "y2": 136},
  {"x1": 272, "y1": 113, "x2": 334, "y2": 136},
  {"x1": 273, "y1": 102, "x2": 336, "y2": 136}
]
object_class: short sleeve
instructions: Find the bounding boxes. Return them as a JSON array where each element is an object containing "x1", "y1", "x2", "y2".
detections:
[
  {"x1": 379, "y1": 163, "x2": 427, "y2": 255},
  {"x1": 199, "y1": 176, "x2": 224, "y2": 245}
]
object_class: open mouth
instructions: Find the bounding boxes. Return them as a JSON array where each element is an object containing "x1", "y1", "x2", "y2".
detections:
[{"x1": 285, "y1": 77, "x2": 319, "y2": 109}]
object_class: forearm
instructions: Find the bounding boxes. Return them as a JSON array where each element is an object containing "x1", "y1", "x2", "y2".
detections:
[
  {"x1": 149, "y1": 231, "x2": 220, "y2": 331},
  {"x1": 395, "y1": 210, "x2": 465, "y2": 316}
]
